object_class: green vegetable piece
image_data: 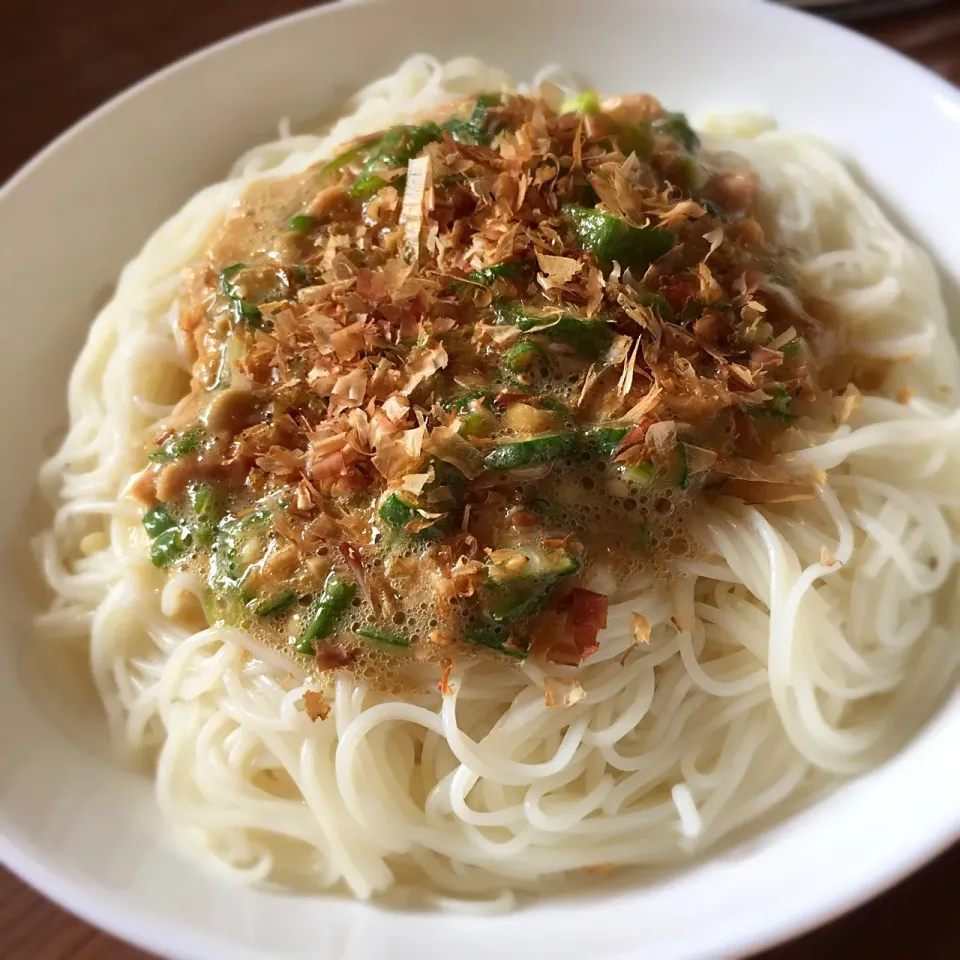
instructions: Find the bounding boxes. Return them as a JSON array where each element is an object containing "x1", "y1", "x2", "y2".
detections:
[
  {"x1": 216, "y1": 507, "x2": 272, "y2": 584},
  {"x1": 148, "y1": 429, "x2": 203, "y2": 463},
  {"x1": 458, "y1": 259, "x2": 526, "y2": 289},
  {"x1": 355, "y1": 625, "x2": 409, "y2": 648},
  {"x1": 583, "y1": 424, "x2": 630, "y2": 459},
  {"x1": 143, "y1": 506, "x2": 177, "y2": 538},
  {"x1": 505, "y1": 340, "x2": 545, "y2": 374},
  {"x1": 298, "y1": 573, "x2": 357, "y2": 652},
  {"x1": 189, "y1": 484, "x2": 218, "y2": 519},
  {"x1": 745, "y1": 384, "x2": 795, "y2": 424},
  {"x1": 233, "y1": 299, "x2": 263, "y2": 325},
  {"x1": 188, "y1": 483, "x2": 220, "y2": 548},
  {"x1": 491, "y1": 299, "x2": 524, "y2": 326},
  {"x1": 213, "y1": 333, "x2": 246, "y2": 390},
  {"x1": 150, "y1": 527, "x2": 186, "y2": 568},
  {"x1": 381, "y1": 122, "x2": 443, "y2": 165},
  {"x1": 443, "y1": 93, "x2": 503, "y2": 146},
  {"x1": 481, "y1": 547, "x2": 581, "y2": 624},
  {"x1": 319, "y1": 140, "x2": 372, "y2": 178},
  {"x1": 464, "y1": 620, "x2": 527, "y2": 658},
  {"x1": 378, "y1": 491, "x2": 418, "y2": 529},
  {"x1": 561, "y1": 90, "x2": 600, "y2": 115},
  {"x1": 546, "y1": 315, "x2": 614, "y2": 358},
  {"x1": 771, "y1": 385, "x2": 795, "y2": 421},
  {"x1": 378, "y1": 491, "x2": 444, "y2": 540},
  {"x1": 219, "y1": 262, "x2": 245, "y2": 294},
  {"x1": 652, "y1": 111, "x2": 700, "y2": 153},
  {"x1": 350, "y1": 173, "x2": 389, "y2": 202},
  {"x1": 781, "y1": 338, "x2": 808, "y2": 360},
  {"x1": 493, "y1": 299, "x2": 612, "y2": 359},
  {"x1": 255, "y1": 591, "x2": 296, "y2": 618},
  {"x1": 289, "y1": 213, "x2": 314, "y2": 233},
  {"x1": 622, "y1": 462, "x2": 655, "y2": 487},
  {"x1": 441, "y1": 389, "x2": 492, "y2": 413},
  {"x1": 201, "y1": 587, "x2": 245, "y2": 629},
  {"x1": 484, "y1": 432, "x2": 579, "y2": 472},
  {"x1": 217, "y1": 263, "x2": 264, "y2": 327},
  {"x1": 459, "y1": 411, "x2": 494, "y2": 439},
  {"x1": 350, "y1": 122, "x2": 444, "y2": 200},
  {"x1": 562, "y1": 204, "x2": 676, "y2": 269}
]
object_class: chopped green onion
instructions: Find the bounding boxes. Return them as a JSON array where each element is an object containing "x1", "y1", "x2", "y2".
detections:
[
  {"x1": 289, "y1": 214, "x2": 314, "y2": 233},
  {"x1": 493, "y1": 299, "x2": 613, "y2": 359},
  {"x1": 484, "y1": 432, "x2": 579, "y2": 471},
  {"x1": 652, "y1": 111, "x2": 700, "y2": 153},
  {"x1": 505, "y1": 340, "x2": 545, "y2": 375},
  {"x1": 442, "y1": 94, "x2": 503, "y2": 146},
  {"x1": 441, "y1": 389, "x2": 492, "y2": 413},
  {"x1": 143, "y1": 506, "x2": 177, "y2": 538},
  {"x1": 378, "y1": 491, "x2": 418, "y2": 530},
  {"x1": 459, "y1": 411, "x2": 495, "y2": 439},
  {"x1": 219, "y1": 262, "x2": 245, "y2": 294},
  {"x1": 451, "y1": 259, "x2": 526, "y2": 291},
  {"x1": 481, "y1": 547, "x2": 581, "y2": 624},
  {"x1": 148, "y1": 430, "x2": 202, "y2": 463},
  {"x1": 189, "y1": 483, "x2": 218, "y2": 519},
  {"x1": 150, "y1": 527, "x2": 186, "y2": 568},
  {"x1": 562, "y1": 204, "x2": 676, "y2": 269},
  {"x1": 561, "y1": 90, "x2": 600, "y2": 115},
  {"x1": 298, "y1": 574, "x2": 357, "y2": 653},
  {"x1": 744, "y1": 384, "x2": 795, "y2": 424},
  {"x1": 350, "y1": 122, "x2": 444, "y2": 201},
  {"x1": 350, "y1": 173, "x2": 389, "y2": 202},
  {"x1": 217, "y1": 262, "x2": 264, "y2": 327},
  {"x1": 214, "y1": 506, "x2": 272, "y2": 585},
  {"x1": 319, "y1": 140, "x2": 371, "y2": 178},
  {"x1": 781, "y1": 337, "x2": 808, "y2": 360},
  {"x1": 583, "y1": 424, "x2": 630, "y2": 459},
  {"x1": 621, "y1": 462, "x2": 655, "y2": 487},
  {"x1": 255, "y1": 591, "x2": 296, "y2": 618},
  {"x1": 464, "y1": 620, "x2": 527, "y2": 658},
  {"x1": 355, "y1": 625, "x2": 409, "y2": 648},
  {"x1": 233, "y1": 299, "x2": 262, "y2": 325},
  {"x1": 378, "y1": 492, "x2": 445, "y2": 540}
]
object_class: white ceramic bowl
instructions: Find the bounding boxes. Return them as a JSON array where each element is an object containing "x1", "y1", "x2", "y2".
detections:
[{"x1": 1, "y1": 1, "x2": 958, "y2": 957}]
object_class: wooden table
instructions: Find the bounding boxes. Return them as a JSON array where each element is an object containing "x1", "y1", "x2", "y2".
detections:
[{"x1": 1, "y1": 1, "x2": 958, "y2": 957}]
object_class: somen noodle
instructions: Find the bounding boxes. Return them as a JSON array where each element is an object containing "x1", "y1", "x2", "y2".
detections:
[{"x1": 36, "y1": 56, "x2": 960, "y2": 909}]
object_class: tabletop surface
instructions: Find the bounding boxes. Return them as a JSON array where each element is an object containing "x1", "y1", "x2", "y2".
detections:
[{"x1": 1, "y1": 1, "x2": 958, "y2": 958}]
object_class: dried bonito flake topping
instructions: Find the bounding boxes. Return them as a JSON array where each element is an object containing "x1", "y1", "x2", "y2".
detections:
[{"x1": 137, "y1": 88, "x2": 847, "y2": 683}]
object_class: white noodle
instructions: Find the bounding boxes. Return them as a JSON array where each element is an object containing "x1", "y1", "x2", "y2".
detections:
[{"x1": 35, "y1": 57, "x2": 960, "y2": 906}]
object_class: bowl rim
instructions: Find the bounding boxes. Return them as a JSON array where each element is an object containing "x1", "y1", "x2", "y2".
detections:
[{"x1": 2, "y1": 2, "x2": 959, "y2": 959}]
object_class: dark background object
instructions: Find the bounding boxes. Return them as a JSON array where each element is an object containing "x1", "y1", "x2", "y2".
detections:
[
  {"x1": 0, "y1": 1, "x2": 957, "y2": 958},
  {"x1": 783, "y1": 0, "x2": 945, "y2": 24}
]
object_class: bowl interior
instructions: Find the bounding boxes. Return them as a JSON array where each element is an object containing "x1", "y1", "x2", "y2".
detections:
[{"x1": 1, "y1": 2, "x2": 958, "y2": 959}]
